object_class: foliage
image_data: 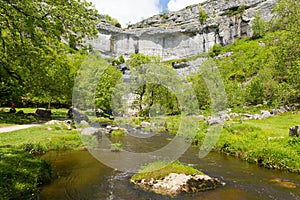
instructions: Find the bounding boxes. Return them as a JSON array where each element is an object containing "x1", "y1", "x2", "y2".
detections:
[
  {"x1": 110, "y1": 142, "x2": 123, "y2": 151},
  {"x1": 245, "y1": 78, "x2": 264, "y2": 105},
  {"x1": 112, "y1": 55, "x2": 125, "y2": 66},
  {"x1": 131, "y1": 161, "x2": 203, "y2": 182},
  {"x1": 110, "y1": 129, "x2": 126, "y2": 137},
  {"x1": 225, "y1": 5, "x2": 245, "y2": 16},
  {"x1": 187, "y1": 74, "x2": 210, "y2": 109},
  {"x1": 126, "y1": 53, "x2": 180, "y2": 116},
  {"x1": 251, "y1": 12, "x2": 267, "y2": 39},
  {"x1": 160, "y1": 10, "x2": 169, "y2": 20},
  {"x1": 212, "y1": 9, "x2": 299, "y2": 107},
  {"x1": 95, "y1": 65, "x2": 122, "y2": 113},
  {"x1": 104, "y1": 14, "x2": 122, "y2": 28},
  {"x1": 198, "y1": 8, "x2": 208, "y2": 24},
  {"x1": 208, "y1": 44, "x2": 223, "y2": 57},
  {"x1": 0, "y1": 0, "x2": 99, "y2": 107}
]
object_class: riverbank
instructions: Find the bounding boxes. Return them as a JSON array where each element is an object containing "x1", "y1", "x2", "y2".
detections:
[
  {"x1": 195, "y1": 111, "x2": 300, "y2": 173},
  {"x1": 0, "y1": 109, "x2": 299, "y2": 199},
  {"x1": 0, "y1": 123, "x2": 84, "y2": 200}
]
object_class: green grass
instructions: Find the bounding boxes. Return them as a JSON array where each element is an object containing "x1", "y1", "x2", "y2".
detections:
[
  {"x1": 110, "y1": 142, "x2": 123, "y2": 152},
  {"x1": 0, "y1": 121, "x2": 84, "y2": 200},
  {"x1": 110, "y1": 129, "x2": 126, "y2": 137},
  {"x1": 212, "y1": 112, "x2": 300, "y2": 173},
  {"x1": 0, "y1": 148, "x2": 52, "y2": 200},
  {"x1": 131, "y1": 161, "x2": 203, "y2": 182},
  {"x1": 0, "y1": 124, "x2": 83, "y2": 151},
  {"x1": 0, "y1": 108, "x2": 69, "y2": 127}
]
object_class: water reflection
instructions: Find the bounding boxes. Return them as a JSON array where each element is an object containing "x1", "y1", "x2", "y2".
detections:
[{"x1": 40, "y1": 135, "x2": 300, "y2": 200}]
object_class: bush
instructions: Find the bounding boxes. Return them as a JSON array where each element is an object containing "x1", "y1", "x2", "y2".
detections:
[
  {"x1": 198, "y1": 8, "x2": 208, "y2": 24},
  {"x1": 209, "y1": 44, "x2": 222, "y2": 57}
]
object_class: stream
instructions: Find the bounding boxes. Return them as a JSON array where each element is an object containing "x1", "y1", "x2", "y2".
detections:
[{"x1": 40, "y1": 133, "x2": 300, "y2": 200}]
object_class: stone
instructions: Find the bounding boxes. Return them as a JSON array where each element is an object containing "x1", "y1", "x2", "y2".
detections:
[
  {"x1": 69, "y1": 108, "x2": 89, "y2": 123},
  {"x1": 133, "y1": 173, "x2": 224, "y2": 197},
  {"x1": 172, "y1": 62, "x2": 189, "y2": 69},
  {"x1": 270, "y1": 109, "x2": 278, "y2": 115},
  {"x1": 81, "y1": 127, "x2": 102, "y2": 137},
  {"x1": 208, "y1": 116, "x2": 223, "y2": 126},
  {"x1": 289, "y1": 125, "x2": 300, "y2": 137},
  {"x1": 95, "y1": 108, "x2": 104, "y2": 117},
  {"x1": 197, "y1": 115, "x2": 206, "y2": 120},
  {"x1": 140, "y1": 121, "x2": 151, "y2": 127},
  {"x1": 243, "y1": 114, "x2": 253, "y2": 118},
  {"x1": 230, "y1": 113, "x2": 239, "y2": 118},
  {"x1": 35, "y1": 108, "x2": 51, "y2": 118},
  {"x1": 260, "y1": 110, "x2": 271, "y2": 119},
  {"x1": 252, "y1": 114, "x2": 261, "y2": 120}
]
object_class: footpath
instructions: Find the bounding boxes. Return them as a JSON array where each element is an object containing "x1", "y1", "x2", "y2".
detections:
[{"x1": 0, "y1": 124, "x2": 41, "y2": 133}]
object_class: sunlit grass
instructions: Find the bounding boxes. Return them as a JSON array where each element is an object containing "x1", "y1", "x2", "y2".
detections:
[{"x1": 131, "y1": 161, "x2": 203, "y2": 182}]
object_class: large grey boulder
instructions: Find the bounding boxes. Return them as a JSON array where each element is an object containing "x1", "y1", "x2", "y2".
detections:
[
  {"x1": 35, "y1": 109, "x2": 51, "y2": 118},
  {"x1": 289, "y1": 125, "x2": 300, "y2": 137},
  {"x1": 132, "y1": 173, "x2": 224, "y2": 197}
]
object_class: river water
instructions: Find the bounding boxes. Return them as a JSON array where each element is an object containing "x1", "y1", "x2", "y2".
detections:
[{"x1": 40, "y1": 133, "x2": 300, "y2": 200}]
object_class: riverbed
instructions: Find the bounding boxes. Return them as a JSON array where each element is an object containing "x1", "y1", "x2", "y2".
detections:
[{"x1": 40, "y1": 133, "x2": 300, "y2": 200}]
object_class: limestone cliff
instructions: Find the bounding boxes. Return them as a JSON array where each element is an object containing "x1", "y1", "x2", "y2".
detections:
[{"x1": 86, "y1": 0, "x2": 276, "y2": 60}]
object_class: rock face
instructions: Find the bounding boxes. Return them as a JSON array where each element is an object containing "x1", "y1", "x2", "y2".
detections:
[
  {"x1": 132, "y1": 173, "x2": 224, "y2": 197},
  {"x1": 87, "y1": 0, "x2": 276, "y2": 60}
]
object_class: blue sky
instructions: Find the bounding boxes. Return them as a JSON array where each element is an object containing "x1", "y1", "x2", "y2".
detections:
[
  {"x1": 159, "y1": 0, "x2": 170, "y2": 11},
  {"x1": 89, "y1": 0, "x2": 206, "y2": 27}
]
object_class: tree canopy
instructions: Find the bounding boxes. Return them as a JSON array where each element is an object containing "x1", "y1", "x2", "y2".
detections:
[{"x1": 0, "y1": 0, "x2": 99, "y2": 106}]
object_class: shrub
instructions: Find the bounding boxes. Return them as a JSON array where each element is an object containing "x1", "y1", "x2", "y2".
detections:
[{"x1": 199, "y1": 8, "x2": 208, "y2": 24}]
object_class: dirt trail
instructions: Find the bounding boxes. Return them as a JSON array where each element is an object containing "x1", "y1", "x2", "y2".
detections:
[{"x1": 0, "y1": 124, "x2": 41, "y2": 133}]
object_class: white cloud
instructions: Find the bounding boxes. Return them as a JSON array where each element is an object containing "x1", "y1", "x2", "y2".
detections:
[
  {"x1": 167, "y1": 0, "x2": 207, "y2": 11},
  {"x1": 88, "y1": 0, "x2": 160, "y2": 27}
]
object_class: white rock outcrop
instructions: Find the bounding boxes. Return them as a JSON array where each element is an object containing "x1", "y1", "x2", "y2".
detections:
[{"x1": 86, "y1": 0, "x2": 276, "y2": 60}]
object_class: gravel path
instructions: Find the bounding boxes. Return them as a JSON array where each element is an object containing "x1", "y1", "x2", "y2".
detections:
[{"x1": 0, "y1": 124, "x2": 41, "y2": 133}]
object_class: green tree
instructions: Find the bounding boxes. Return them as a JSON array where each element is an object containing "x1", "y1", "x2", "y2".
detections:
[
  {"x1": 251, "y1": 12, "x2": 267, "y2": 39},
  {"x1": 95, "y1": 66, "x2": 122, "y2": 113},
  {"x1": 126, "y1": 53, "x2": 155, "y2": 115},
  {"x1": 0, "y1": 0, "x2": 99, "y2": 106}
]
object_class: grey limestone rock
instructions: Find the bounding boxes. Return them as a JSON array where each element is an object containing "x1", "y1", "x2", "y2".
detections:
[{"x1": 86, "y1": 0, "x2": 276, "y2": 60}]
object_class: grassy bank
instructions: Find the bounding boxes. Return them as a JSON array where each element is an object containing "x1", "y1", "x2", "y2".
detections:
[
  {"x1": 0, "y1": 122, "x2": 83, "y2": 200},
  {"x1": 116, "y1": 111, "x2": 300, "y2": 173},
  {"x1": 0, "y1": 148, "x2": 52, "y2": 200},
  {"x1": 216, "y1": 112, "x2": 300, "y2": 173},
  {"x1": 193, "y1": 112, "x2": 300, "y2": 173}
]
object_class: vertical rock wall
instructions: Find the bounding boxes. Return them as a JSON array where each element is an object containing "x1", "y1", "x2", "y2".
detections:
[{"x1": 86, "y1": 0, "x2": 276, "y2": 60}]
